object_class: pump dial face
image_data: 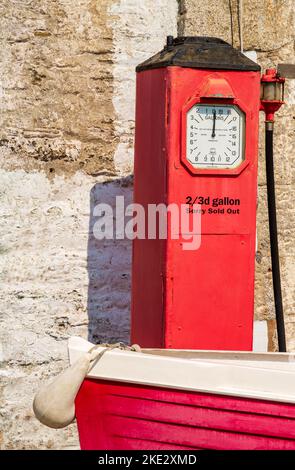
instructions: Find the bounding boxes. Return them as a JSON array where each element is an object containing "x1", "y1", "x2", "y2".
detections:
[{"x1": 186, "y1": 104, "x2": 245, "y2": 169}]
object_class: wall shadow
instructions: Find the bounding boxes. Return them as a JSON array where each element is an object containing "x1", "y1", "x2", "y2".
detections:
[{"x1": 87, "y1": 176, "x2": 133, "y2": 344}]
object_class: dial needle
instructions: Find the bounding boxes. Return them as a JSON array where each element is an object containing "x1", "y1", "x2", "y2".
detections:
[{"x1": 212, "y1": 109, "x2": 216, "y2": 138}]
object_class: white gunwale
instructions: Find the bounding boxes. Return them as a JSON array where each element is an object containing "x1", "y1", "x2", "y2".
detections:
[{"x1": 68, "y1": 336, "x2": 295, "y2": 404}]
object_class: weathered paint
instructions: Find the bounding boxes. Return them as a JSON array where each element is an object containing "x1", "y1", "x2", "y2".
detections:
[{"x1": 76, "y1": 379, "x2": 295, "y2": 450}]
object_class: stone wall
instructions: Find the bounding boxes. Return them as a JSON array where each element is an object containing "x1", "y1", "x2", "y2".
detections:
[
  {"x1": 0, "y1": 0, "x2": 294, "y2": 449},
  {"x1": 0, "y1": 0, "x2": 177, "y2": 450}
]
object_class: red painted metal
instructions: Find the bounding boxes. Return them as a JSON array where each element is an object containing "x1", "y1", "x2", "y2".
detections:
[
  {"x1": 75, "y1": 379, "x2": 295, "y2": 450},
  {"x1": 199, "y1": 74, "x2": 235, "y2": 99},
  {"x1": 132, "y1": 66, "x2": 261, "y2": 349}
]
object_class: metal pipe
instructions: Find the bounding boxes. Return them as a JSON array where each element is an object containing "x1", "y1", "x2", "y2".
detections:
[
  {"x1": 238, "y1": 0, "x2": 244, "y2": 53},
  {"x1": 265, "y1": 122, "x2": 287, "y2": 352}
]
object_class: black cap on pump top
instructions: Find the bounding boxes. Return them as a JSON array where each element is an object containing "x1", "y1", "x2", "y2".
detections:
[{"x1": 136, "y1": 36, "x2": 260, "y2": 72}]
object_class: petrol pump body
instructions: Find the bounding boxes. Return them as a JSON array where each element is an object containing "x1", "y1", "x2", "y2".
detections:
[{"x1": 131, "y1": 37, "x2": 261, "y2": 350}]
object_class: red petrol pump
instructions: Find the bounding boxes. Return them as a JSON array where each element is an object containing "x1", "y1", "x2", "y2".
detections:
[{"x1": 131, "y1": 36, "x2": 287, "y2": 351}]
